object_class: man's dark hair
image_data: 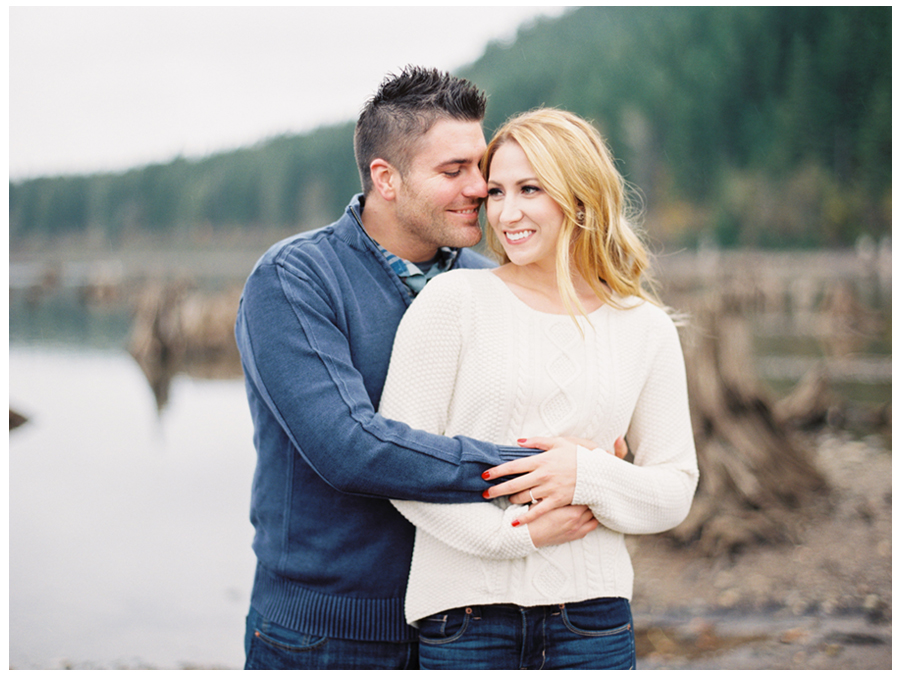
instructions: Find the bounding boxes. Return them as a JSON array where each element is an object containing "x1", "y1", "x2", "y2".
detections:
[{"x1": 354, "y1": 65, "x2": 487, "y2": 195}]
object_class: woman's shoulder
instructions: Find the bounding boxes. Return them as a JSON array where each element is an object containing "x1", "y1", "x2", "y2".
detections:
[
  {"x1": 410, "y1": 268, "x2": 493, "y2": 312},
  {"x1": 422, "y1": 268, "x2": 494, "y2": 295},
  {"x1": 440, "y1": 266, "x2": 496, "y2": 282},
  {"x1": 610, "y1": 295, "x2": 681, "y2": 334}
]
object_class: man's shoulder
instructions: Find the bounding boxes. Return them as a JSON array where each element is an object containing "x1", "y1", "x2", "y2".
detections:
[
  {"x1": 254, "y1": 208, "x2": 369, "y2": 274},
  {"x1": 261, "y1": 229, "x2": 324, "y2": 269}
]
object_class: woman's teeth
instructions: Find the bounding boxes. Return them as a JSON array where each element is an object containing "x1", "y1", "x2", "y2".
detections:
[{"x1": 506, "y1": 230, "x2": 534, "y2": 242}]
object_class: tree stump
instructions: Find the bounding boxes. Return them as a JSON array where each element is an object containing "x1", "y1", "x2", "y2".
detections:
[
  {"x1": 668, "y1": 292, "x2": 829, "y2": 555},
  {"x1": 771, "y1": 367, "x2": 834, "y2": 429}
]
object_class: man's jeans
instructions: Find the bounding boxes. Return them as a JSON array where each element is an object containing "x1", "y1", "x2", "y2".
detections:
[
  {"x1": 416, "y1": 598, "x2": 636, "y2": 670},
  {"x1": 244, "y1": 606, "x2": 418, "y2": 669}
]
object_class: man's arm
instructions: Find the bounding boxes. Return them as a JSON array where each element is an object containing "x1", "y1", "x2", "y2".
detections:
[{"x1": 237, "y1": 257, "x2": 514, "y2": 503}]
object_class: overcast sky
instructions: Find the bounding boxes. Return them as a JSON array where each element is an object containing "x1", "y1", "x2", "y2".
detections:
[{"x1": 9, "y1": 6, "x2": 568, "y2": 180}]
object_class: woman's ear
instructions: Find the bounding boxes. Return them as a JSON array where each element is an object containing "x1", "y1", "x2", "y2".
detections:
[
  {"x1": 575, "y1": 199, "x2": 586, "y2": 224},
  {"x1": 370, "y1": 159, "x2": 400, "y2": 201}
]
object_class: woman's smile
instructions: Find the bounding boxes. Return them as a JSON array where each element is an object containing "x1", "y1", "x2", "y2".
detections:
[{"x1": 504, "y1": 228, "x2": 536, "y2": 243}]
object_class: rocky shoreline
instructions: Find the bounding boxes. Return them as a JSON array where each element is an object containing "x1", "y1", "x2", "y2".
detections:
[{"x1": 629, "y1": 431, "x2": 891, "y2": 669}]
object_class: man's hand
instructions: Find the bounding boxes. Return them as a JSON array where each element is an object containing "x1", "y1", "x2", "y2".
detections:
[
  {"x1": 482, "y1": 436, "x2": 628, "y2": 527},
  {"x1": 526, "y1": 504, "x2": 599, "y2": 548}
]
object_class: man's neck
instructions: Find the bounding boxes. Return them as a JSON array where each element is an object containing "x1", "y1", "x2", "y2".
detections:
[{"x1": 359, "y1": 194, "x2": 438, "y2": 263}]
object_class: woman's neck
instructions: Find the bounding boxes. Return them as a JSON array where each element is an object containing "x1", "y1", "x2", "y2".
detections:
[{"x1": 493, "y1": 262, "x2": 605, "y2": 315}]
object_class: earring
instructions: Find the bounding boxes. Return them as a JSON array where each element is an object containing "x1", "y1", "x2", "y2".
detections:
[{"x1": 575, "y1": 211, "x2": 585, "y2": 223}]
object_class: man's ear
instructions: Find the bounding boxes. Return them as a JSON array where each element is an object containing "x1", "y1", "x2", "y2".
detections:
[{"x1": 370, "y1": 159, "x2": 400, "y2": 201}]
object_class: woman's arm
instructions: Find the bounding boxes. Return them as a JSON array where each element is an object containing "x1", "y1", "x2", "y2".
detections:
[
  {"x1": 390, "y1": 498, "x2": 600, "y2": 560},
  {"x1": 484, "y1": 312, "x2": 698, "y2": 534},
  {"x1": 390, "y1": 499, "x2": 535, "y2": 560},
  {"x1": 570, "y1": 315, "x2": 698, "y2": 534}
]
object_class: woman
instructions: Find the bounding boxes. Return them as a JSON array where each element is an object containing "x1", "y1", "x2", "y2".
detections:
[{"x1": 379, "y1": 109, "x2": 698, "y2": 669}]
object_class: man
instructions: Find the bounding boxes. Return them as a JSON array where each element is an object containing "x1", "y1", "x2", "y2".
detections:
[{"x1": 236, "y1": 66, "x2": 598, "y2": 670}]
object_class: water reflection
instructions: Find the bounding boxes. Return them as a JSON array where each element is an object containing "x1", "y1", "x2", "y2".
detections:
[
  {"x1": 9, "y1": 347, "x2": 256, "y2": 669},
  {"x1": 127, "y1": 281, "x2": 243, "y2": 410}
]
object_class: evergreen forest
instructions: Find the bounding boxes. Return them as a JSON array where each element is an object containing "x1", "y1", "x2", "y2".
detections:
[{"x1": 9, "y1": 6, "x2": 891, "y2": 249}]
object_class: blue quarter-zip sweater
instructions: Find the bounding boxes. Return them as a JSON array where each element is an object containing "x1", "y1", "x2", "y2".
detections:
[{"x1": 235, "y1": 195, "x2": 524, "y2": 642}]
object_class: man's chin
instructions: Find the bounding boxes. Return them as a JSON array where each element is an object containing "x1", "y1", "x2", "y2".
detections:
[{"x1": 450, "y1": 225, "x2": 483, "y2": 249}]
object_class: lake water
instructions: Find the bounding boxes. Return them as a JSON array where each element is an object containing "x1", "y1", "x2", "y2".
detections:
[{"x1": 9, "y1": 344, "x2": 256, "y2": 669}]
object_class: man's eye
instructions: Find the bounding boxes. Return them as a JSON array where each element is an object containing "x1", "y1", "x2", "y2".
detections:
[{"x1": 444, "y1": 170, "x2": 461, "y2": 177}]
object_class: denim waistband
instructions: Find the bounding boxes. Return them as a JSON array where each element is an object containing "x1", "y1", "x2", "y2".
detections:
[{"x1": 438, "y1": 597, "x2": 630, "y2": 621}]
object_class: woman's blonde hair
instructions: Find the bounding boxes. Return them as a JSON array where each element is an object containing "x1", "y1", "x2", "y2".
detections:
[{"x1": 481, "y1": 108, "x2": 658, "y2": 318}]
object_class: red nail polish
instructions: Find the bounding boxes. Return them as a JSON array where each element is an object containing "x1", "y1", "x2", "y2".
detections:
[
  {"x1": 481, "y1": 471, "x2": 490, "y2": 480},
  {"x1": 511, "y1": 520, "x2": 521, "y2": 527},
  {"x1": 482, "y1": 489, "x2": 491, "y2": 499},
  {"x1": 517, "y1": 438, "x2": 527, "y2": 444}
]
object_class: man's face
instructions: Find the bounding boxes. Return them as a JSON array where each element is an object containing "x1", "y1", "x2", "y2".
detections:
[{"x1": 392, "y1": 118, "x2": 488, "y2": 260}]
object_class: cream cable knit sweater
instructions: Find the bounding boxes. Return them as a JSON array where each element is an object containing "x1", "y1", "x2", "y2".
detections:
[{"x1": 379, "y1": 269, "x2": 698, "y2": 624}]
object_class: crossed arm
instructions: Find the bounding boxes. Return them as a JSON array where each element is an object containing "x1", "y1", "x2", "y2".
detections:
[
  {"x1": 484, "y1": 321, "x2": 698, "y2": 538},
  {"x1": 391, "y1": 437, "x2": 628, "y2": 557},
  {"x1": 237, "y1": 256, "x2": 600, "y2": 529},
  {"x1": 381, "y1": 275, "x2": 698, "y2": 559}
]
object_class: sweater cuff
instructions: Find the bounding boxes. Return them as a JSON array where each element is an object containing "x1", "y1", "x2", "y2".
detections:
[
  {"x1": 572, "y1": 444, "x2": 614, "y2": 507},
  {"x1": 509, "y1": 503, "x2": 539, "y2": 553}
]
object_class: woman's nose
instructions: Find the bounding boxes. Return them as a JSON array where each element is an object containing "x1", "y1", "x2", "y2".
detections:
[{"x1": 500, "y1": 197, "x2": 522, "y2": 225}]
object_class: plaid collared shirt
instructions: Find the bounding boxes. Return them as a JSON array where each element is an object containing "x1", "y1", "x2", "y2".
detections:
[{"x1": 376, "y1": 244, "x2": 460, "y2": 296}]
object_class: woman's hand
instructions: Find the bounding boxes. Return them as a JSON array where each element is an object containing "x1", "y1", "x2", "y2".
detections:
[
  {"x1": 527, "y1": 504, "x2": 599, "y2": 548},
  {"x1": 482, "y1": 436, "x2": 628, "y2": 527}
]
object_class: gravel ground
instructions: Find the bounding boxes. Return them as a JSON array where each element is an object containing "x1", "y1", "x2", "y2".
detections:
[{"x1": 629, "y1": 431, "x2": 892, "y2": 669}]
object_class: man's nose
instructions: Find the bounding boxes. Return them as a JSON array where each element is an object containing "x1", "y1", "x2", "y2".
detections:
[{"x1": 463, "y1": 171, "x2": 488, "y2": 198}]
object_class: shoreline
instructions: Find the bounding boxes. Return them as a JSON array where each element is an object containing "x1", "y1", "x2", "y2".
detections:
[{"x1": 630, "y1": 430, "x2": 891, "y2": 669}]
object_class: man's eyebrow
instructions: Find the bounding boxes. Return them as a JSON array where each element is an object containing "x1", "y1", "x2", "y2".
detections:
[
  {"x1": 488, "y1": 176, "x2": 540, "y2": 185},
  {"x1": 436, "y1": 157, "x2": 475, "y2": 167}
]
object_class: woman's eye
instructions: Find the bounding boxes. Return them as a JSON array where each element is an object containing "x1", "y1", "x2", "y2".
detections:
[
  {"x1": 522, "y1": 185, "x2": 540, "y2": 195},
  {"x1": 487, "y1": 188, "x2": 502, "y2": 197}
]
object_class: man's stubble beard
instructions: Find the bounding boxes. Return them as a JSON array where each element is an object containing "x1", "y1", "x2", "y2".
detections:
[{"x1": 395, "y1": 192, "x2": 484, "y2": 254}]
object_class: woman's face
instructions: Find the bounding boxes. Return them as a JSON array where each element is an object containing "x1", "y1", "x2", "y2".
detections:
[{"x1": 486, "y1": 141, "x2": 565, "y2": 271}]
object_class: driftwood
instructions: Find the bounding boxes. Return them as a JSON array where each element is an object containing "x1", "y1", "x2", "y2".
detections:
[
  {"x1": 10, "y1": 408, "x2": 28, "y2": 431},
  {"x1": 128, "y1": 280, "x2": 243, "y2": 409},
  {"x1": 669, "y1": 293, "x2": 829, "y2": 556},
  {"x1": 771, "y1": 367, "x2": 834, "y2": 429}
]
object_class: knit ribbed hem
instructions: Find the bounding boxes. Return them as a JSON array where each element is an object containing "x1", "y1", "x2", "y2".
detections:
[{"x1": 251, "y1": 564, "x2": 417, "y2": 642}]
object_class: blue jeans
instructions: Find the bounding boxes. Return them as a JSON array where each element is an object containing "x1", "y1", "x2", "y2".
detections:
[
  {"x1": 244, "y1": 606, "x2": 418, "y2": 669},
  {"x1": 417, "y1": 598, "x2": 635, "y2": 670}
]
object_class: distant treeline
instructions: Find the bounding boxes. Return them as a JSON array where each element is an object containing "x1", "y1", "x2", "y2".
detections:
[{"x1": 10, "y1": 6, "x2": 890, "y2": 249}]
